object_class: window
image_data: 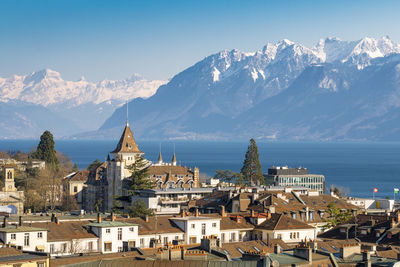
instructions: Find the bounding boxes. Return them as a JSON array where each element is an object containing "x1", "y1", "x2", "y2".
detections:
[
  {"x1": 37, "y1": 232, "x2": 43, "y2": 238},
  {"x1": 37, "y1": 263, "x2": 45, "y2": 267},
  {"x1": 62, "y1": 243, "x2": 67, "y2": 253},
  {"x1": 164, "y1": 236, "x2": 168, "y2": 244},
  {"x1": 212, "y1": 223, "x2": 217, "y2": 227},
  {"x1": 88, "y1": 241, "x2": 93, "y2": 251},
  {"x1": 129, "y1": 227, "x2": 134, "y2": 232},
  {"x1": 292, "y1": 213, "x2": 296, "y2": 219},
  {"x1": 104, "y1": 242, "x2": 112, "y2": 252},
  {"x1": 201, "y1": 223, "x2": 206, "y2": 235},
  {"x1": 191, "y1": 224, "x2": 195, "y2": 229},
  {"x1": 24, "y1": 233, "x2": 29, "y2": 247},
  {"x1": 50, "y1": 244, "x2": 55, "y2": 253},
  {"x1": 221, "y1": 233, "x2": 225, "y2": 242},
  {"x1": 175, "y1": 236, "x2": 179, "y2": 240},
  {"x1": 230, "y1": 233, "x2": 236, "y2": 242},
  {"x1": 277, "y1": 234, "x2": 282, "y2": 239},
  {"x1": 309, "y1": 211, "x2": 313, "y2": 221},
  {"x1": 106, "y1": 229, "x2": 111, "y2": 234},
  {"x1": 140, "y1": 238, "x2": 144, "y2": 246},
  {"x1": 189, "y1": 236, "x2": 197, "y2": 244},
  {"x1": 118, "y1": 228, "x2": 122, "y2": 240},
  {"x1": 10, "y1": 233, "x2": 16, "y2": 240},
  {"x1": 74, "y1": 186, "x2": 78, "y2": 193},
  {"x1": 118, "y1": 246, "x2": 123, "y2": 252},
  {"x1": 237, "y1": 247, "x2": 245, "y2": 254}
]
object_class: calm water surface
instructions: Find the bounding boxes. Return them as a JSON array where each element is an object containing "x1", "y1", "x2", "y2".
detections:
[{"x1": 1, "y1": 140, "x2": 400, "y2": 199}]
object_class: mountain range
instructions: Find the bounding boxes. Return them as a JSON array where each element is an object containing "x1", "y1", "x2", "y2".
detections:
[
  {"x1": 96, "y1": 36, "x2": 400, "y2": 141},
  {"x1": 3, "y1": 36, "x2": 400, "y2": 141},
  {"x1": 0, "y1": 70, "x2": 166, "y2": 138}
]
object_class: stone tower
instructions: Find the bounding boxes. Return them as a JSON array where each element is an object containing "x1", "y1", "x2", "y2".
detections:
[
  {"x1": 3, "y1": 166, "x2": 16, "y2": 192},
  {"x1": 106, "y1": 123, "x2": 145, "y2": 210},
  {"x1": 194, "y1": 167, "x2": 199, "y2": 188}
]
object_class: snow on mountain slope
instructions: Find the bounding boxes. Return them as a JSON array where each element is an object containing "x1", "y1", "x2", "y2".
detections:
[
  {"x1": 96, "y1": 36, "x2": 400, "y2": 141},
  {"x1": 0, "y1": 69, "x2": 167, "y2": 107}
]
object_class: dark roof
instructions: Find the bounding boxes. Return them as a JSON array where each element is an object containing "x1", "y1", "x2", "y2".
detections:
[
  {"x1": 111, "y1": 124, "x2": 142, "y2": 154},
  {"x1": 147, "y1": 165, "x2": 193, "y2": 176},
  {"x1": 31, "y1": 221, "x2": 97, "y2": 242},
  {"x1": 256, "y1": 214, "x2": 314, "y2": 231},
  {"x1": 118, "y1": 216, "x2": 184, "y2": 235},
  {"x1": 69, "y1": 170, "x2": 90, "y2": 182}
]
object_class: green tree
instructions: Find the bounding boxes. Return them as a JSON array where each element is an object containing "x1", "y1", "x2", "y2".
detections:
[
  {"x1": 73, "y1": 163, "x2": 79, "y2": 172},
  {"x1": 94, "y1": 198, "x2": 103, "y2": 213},
  {"x1": 323, "y1": 202, "x2": 353, "y2": 229},
  {"x1": 87, "y1": 159, "x2": 102, "y2": 172},
  {"x1": 129, "y1": 200, "x2": 154, "y2": 217},
  {"x1": 126, "y1": 156, "x2": 154, "y2": 195},
  {"x1": 112, "y1": 196, "x2": 124, "y2": 214},
  {"x1": 214, "y1": 170, "x2": 244, "y2": 186},
  {"x1": 33, "y1": 130, "x2": 59, "y2": 168},
  {"x1": 240, "y1": 138, "x2": 264, "y2": 185}
]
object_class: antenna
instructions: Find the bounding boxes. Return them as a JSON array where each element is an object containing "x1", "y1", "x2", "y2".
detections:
[{"x1": 126, "y1": 100, "x2": 129, "y2": 126}]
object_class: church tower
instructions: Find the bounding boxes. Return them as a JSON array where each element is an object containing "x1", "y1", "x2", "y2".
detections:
[{"x1": 2, "y1": 166, "x2": 16, "y2": 192}]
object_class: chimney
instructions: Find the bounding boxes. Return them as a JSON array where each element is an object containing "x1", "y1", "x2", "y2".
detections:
[
  {"x1": 3, "y1": 217, "x2": 7, "y2": 228},
  {"x1": 55, "y1": 217, "x2": 60, "y2": 225},
  {"x1": 266, "y1": 211, "x2": 271, "y2": 219},
  {"x1": 111, "y1": 212, "x2": 115, "y2": 222},
  {"x1": 219, "y1": 206, "x2": 226, "y2": 217},
  {"x1": 18, "y1": 216, "x2": 23, "y2": 227},
  {"x1": 195, "y1": 208, "x2": 199, "y2": 217},
  {"x1": 363, "y1": 250, "x2": 371, "y2": 267},
  {"x1": 181, "y1": 210, "x2": 186, "y2": 218},
  {"x1": 145, "y1": 215, "x2": 149, "y2": 222},
  {"x1": 391, "y1": 218, "x2": 396, "y2": 228},
  {"x1": 97, "y1": 213, "x2": 102, "y2": 223},
  {"x1": 274, "y1": 244, "x2": 281, "y2": 254},
  {"x1": 251, "y1": 209, "x2": 255, "y2": 217},
  {"x1": 51, "y1": 213, "x2": 55, "y2": 222}
]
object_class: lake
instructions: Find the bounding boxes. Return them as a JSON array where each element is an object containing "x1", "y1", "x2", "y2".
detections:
[{"x1": 1, "y1": 139, "x2": 400, "y2": 199}]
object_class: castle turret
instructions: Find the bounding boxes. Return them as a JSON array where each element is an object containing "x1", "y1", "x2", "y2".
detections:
[
  {"x1": 194, "y1": 167, "x2": 199, "y2": 188},
  {"x1": 172, "y1": 153, "x2": 177, "y2": 166}
]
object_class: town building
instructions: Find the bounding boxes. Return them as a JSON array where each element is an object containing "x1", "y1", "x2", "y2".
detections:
[
  {"x1": 0, "y1": 166, "x2": 24, "y2": 214},
  {"x1": 132, "y1": 188, "x2": 214, "y2": 215},
  {"x1": 265, "y1": 166, "x2": 326, "y2": 194},
  {"x1": 85, "y1": 123, "x2": 200, "y2": 212},
  {"x1": 63, "y1": 170, "x2": 89, "y2": 210},
  {"x1": 0, "y1": 247, "x2": 49, "y2": 267}
]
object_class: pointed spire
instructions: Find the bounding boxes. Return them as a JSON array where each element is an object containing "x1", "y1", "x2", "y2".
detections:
[
  {"x1": 158, "y1": 151, "x2": 163, "y2": 164},
  {"x1": 107, "y1": 154, "x2": 111, "y2": 161},
  {"x1": 172, "y1": 153, "x2": 177, "y2": 166},
  {"x1": 111, "y1": 124, "x2": 142, "y2": 154}
]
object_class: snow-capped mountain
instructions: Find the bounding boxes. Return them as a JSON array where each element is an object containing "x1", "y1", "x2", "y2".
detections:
[
  {"x1": 0, "y1": 69, "x2": 166, "y2": 107},
  {"x1": 95, "y1": 36, "x2": 400, "y2": 141},
  {"x1": 0, "y1": 70, "x2": 166, "y2": 138}
]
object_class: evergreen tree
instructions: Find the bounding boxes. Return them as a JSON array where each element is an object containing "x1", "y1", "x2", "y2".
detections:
[
  {"x1": 33, "y1": 130, "x2": 59, "y2": 168},
  {"x1": 73, "y1": 163, "x2": 78, "y2": 172},
  {"x1": 129, "y1": 200, "x2": 154, "y2": 217},
  {"x1": 87, "y1": 159, "x2": 102, "y2": 172},
  {"x1": 126, "y1": 156, "x2": 154, "y2": 195},
  {"x1": 240, "y1": 138, "x2": 264, "y2": 185}
]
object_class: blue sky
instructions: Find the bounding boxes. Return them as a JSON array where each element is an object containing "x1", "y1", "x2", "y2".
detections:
[{"x1": 0, "y1": 0, "x2": 399, "y2": 81}]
